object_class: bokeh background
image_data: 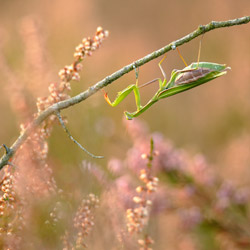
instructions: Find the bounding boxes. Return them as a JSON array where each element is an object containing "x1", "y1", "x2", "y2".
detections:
[{"x1": 0, "y1": 0, "x2": 250, "y2": 249}]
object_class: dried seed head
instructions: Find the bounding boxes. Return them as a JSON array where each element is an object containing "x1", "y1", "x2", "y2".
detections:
[{"x1": 71, "y1": 194, "x2": 99, "y2": 248}]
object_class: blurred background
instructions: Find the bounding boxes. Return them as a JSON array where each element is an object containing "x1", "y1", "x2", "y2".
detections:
[{"x1": 0, "y1": 0, "x2": 250, "y2": 249}]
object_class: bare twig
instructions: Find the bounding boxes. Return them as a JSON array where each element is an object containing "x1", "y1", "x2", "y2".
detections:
[
  {"x1": 56, "y1": 111, "x2": 104, "y2": 159},
  {"x1": 0, "y1": 16, "x2": 249, "y2": 170}
]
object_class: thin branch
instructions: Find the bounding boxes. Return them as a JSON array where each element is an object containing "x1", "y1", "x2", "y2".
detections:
[
  {"x1": 0, "y1": 16, "x2": 249, "y2": 170},
  {"x1": 56, "y1": 111, "x2": 104, "y2": 159}
]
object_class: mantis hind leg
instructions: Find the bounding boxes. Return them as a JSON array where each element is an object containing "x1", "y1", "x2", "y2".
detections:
[
  {"x1": 158, "y1": 55, "x2": 167, "y2": 81},
  {"x1": 176, "y1": 34, "x2": 204, "y2": 68},
  {"x1": 176, "y1": 47, "x2": 188, "y2": 67},
  {"x1": 196, "y1": 34, "x2": 204, "y2": 67}
]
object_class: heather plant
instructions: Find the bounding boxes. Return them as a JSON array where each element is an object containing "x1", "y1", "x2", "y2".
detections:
[
  {"x1": 119, "y1": 118, "x2": 250, "y2": 249},
  {"x1": 0, "y1": 15, "x2": 249, "y2": 250}
]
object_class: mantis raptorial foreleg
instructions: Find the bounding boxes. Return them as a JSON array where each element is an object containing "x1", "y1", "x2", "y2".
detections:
[
  {"x1": 103, "y1": 56, "x2": 168, "y2": 118},
  {"x1": 103, "y1": 81, "x2": 142, "y2": 111},
  {"x1": 103, "y1": 66, "x2": 143, "y2": 111}
]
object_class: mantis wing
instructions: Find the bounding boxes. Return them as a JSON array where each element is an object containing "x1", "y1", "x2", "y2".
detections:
[{"x1": 158, "y1": 62, "x2": 230, "y2": 99}]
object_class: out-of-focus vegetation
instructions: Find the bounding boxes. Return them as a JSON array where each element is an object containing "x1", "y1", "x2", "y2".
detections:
[{"x1": 0, "y1": 0, "x2": 250, "y2": 249}]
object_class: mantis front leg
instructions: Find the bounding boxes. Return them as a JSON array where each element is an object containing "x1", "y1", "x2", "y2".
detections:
[
  {"x1": 104, "y1": 79, "x2": 162, "y2": 120},
  {"x1": 103, "y1": 79, "x2": 142, "y2": 111},
  {"x1": 104, "y1": 79, "x2": 160, "y2": 120}
]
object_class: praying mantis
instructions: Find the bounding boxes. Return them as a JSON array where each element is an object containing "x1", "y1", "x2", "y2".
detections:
[{"x1": 103, "y1": 39, "x2": 230, "y2": 120}]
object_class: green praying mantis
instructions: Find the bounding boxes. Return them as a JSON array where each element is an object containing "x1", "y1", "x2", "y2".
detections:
[{"x1": 103, "y1": 39, "x2": 230, "y2": 120}]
